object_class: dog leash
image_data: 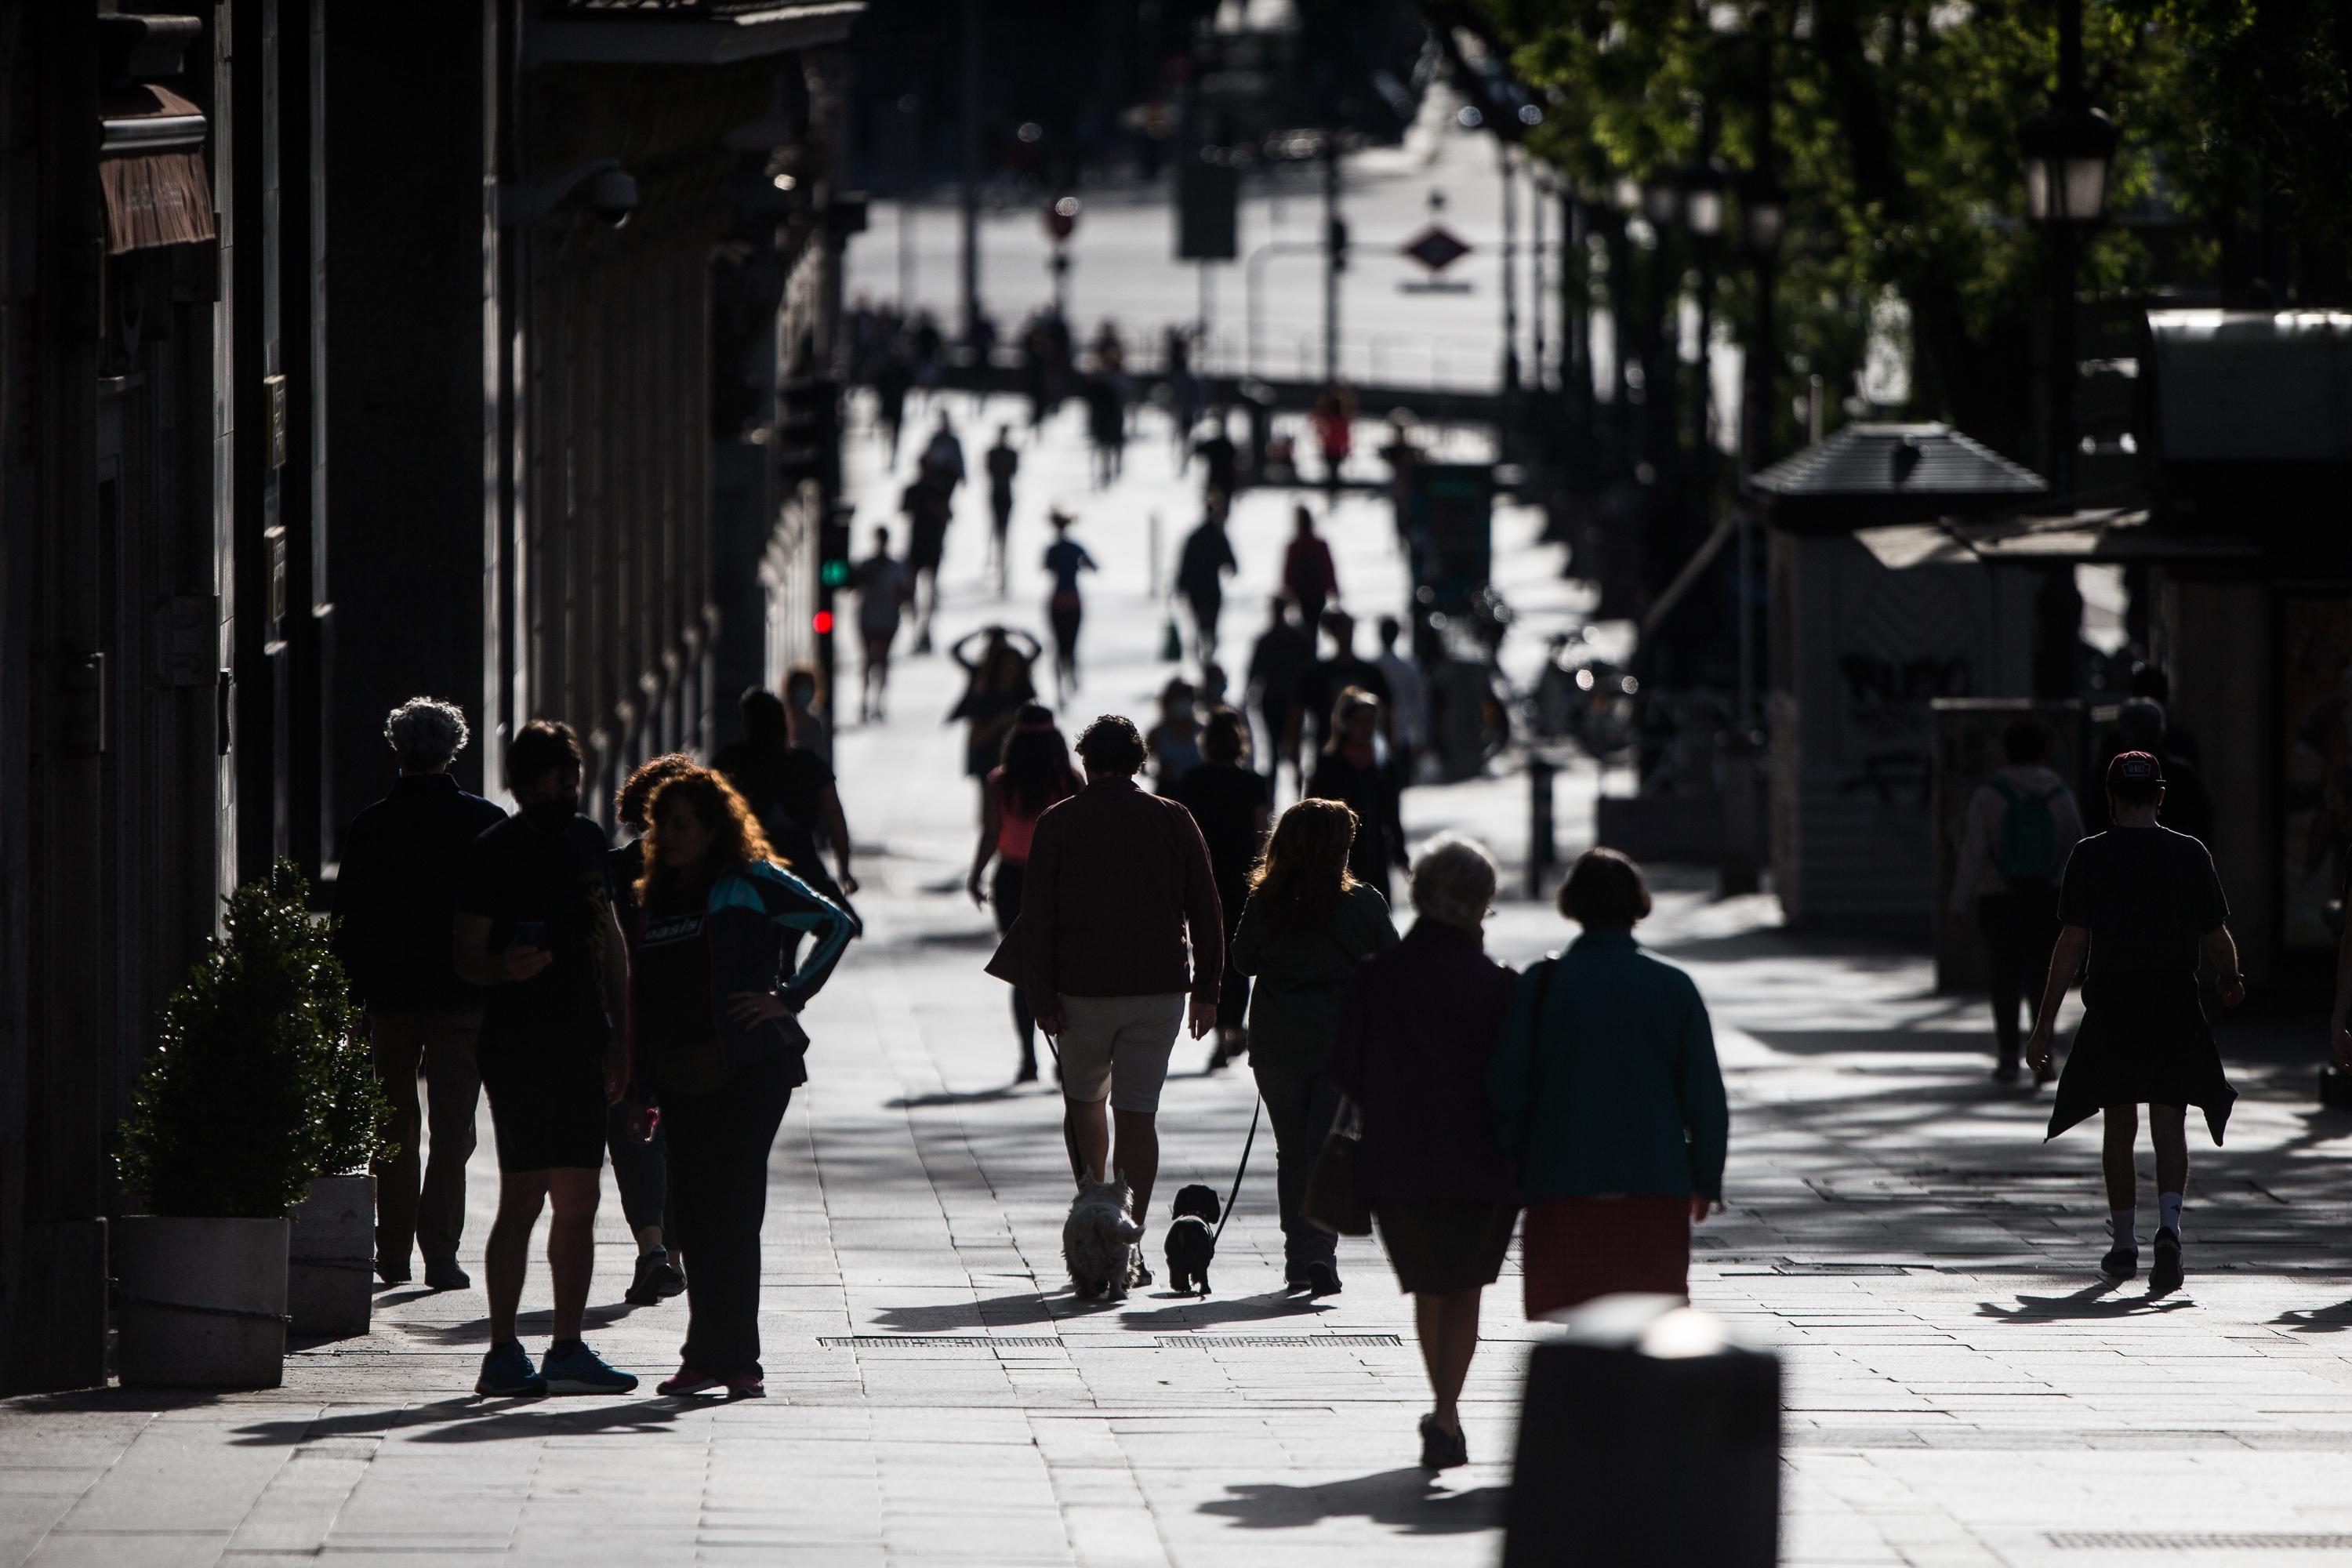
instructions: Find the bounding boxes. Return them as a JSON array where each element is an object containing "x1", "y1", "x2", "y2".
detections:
[{"x1": 1210, "y1": 1098, "x2": 1261, "y2": 1244}]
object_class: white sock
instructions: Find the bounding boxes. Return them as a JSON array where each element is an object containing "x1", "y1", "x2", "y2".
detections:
[
  {"x1": 2110, "y1": 1208, "x2": 2136, "y2": 1250},
  {"x1": 2158, "y1": 1192, "x2": 2183, "y2": 1237}
]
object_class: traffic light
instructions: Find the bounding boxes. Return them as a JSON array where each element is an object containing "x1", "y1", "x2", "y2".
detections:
[{"x1": 812, "y1": 503, "x2": 855, "y2": 695}]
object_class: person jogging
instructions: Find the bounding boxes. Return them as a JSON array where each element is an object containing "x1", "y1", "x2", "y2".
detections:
[
  {"x1": 852, "y1": 527, "x2": 913, "y2": 722},
  {"x1": 1175, "y1": 494, "x2": 1239, "y2": 662},
  {"x1": 2027, "y1": 750, "x2": 2244, "y2": 1298},
  {"x1": 1041, "y1": 510, "x2": 1097, "y2": 701},
  {"x1": 985, "y1": 425, "x2": 1020, "y2": 595}
]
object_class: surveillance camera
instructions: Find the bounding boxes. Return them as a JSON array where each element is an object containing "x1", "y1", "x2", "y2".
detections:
[{"x1": 587, "y1": 168, "x2": 639, "y2": 228}]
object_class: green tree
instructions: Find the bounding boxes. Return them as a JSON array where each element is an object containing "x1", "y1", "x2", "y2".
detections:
[{"x1": 1472, "y1": 0, "x2": 2346, "y2": 459}]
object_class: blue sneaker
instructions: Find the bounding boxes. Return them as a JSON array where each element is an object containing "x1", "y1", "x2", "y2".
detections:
[
  {"x1": 475, "y1": 1339, "x2": 547, "y2": 1397},
  {"x1": 540, "y1": 1341, "x2": 638, "y2": 1395}
]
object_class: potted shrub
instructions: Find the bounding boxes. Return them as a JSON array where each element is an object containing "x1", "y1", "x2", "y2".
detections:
[{"x1": 116, "y1": 861, "x2": 389, "y2": 1385}]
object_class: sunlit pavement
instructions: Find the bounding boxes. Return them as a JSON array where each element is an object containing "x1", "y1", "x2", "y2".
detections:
[{"x1": 5, "y1": 393, "x2": 2350, "y2": 1567}]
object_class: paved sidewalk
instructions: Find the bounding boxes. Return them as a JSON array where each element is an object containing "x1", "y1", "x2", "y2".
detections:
[{"x1": 6, "y1": 396, "x2": 2350, "y2": 1567}]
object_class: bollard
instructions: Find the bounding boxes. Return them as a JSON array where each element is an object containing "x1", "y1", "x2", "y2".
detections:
[
  {"x1": 1148, "y1": 512, "x2": 1162, "y2": 597},
  {"x1": 1716, "y1": 732, "x2": 1762, "y2": 898},
  {"x1": 1526, "y1": 755, "x2": 1557, "y2": 899},
  {"x1": 1504, "y1": 1295, "x2": 1780, "y2": 1568}
]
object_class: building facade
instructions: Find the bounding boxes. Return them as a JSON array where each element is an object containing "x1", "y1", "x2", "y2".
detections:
[{"x1": 0, "y1": 0, "x2": 859, "y2": 1393}]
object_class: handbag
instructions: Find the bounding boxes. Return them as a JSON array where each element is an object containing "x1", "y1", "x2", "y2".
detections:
[{"x1": 1300, "y1": 1096, "x2": 1371, "y2": 1237}]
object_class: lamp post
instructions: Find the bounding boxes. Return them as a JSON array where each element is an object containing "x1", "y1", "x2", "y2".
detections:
[
  {"x1": 1681, "y1": 158, "x2": 1726, "y2": 474},
  {"x1": 2019, "y1": 0, "x2": 2115, "y2": 701},
  {"x1": 2018, "y1": 0, "x2": 2118, "y2": 496}
]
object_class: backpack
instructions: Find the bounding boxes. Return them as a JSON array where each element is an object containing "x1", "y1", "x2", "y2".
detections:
[{"x1": 1991, "y1": 778, "x2": 2064, "y2": 886}]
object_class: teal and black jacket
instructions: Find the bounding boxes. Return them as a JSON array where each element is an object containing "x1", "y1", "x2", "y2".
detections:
[
  {"x1": 635, "y1": 858, "x2": 858, "y2": 1089},
  {"x1": 1489, "y1": 928, "x2": 1728, "y2": 1201}
]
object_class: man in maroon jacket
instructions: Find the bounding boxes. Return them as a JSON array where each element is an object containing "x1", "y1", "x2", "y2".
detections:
[{"x1": 989, "y1": 715, "x2": 1223, "y2": 1247}]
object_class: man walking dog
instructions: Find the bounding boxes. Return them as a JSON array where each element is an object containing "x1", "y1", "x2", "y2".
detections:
[{"x1": 988, "y1": 715, "x2": 1224, "y2": 1282}]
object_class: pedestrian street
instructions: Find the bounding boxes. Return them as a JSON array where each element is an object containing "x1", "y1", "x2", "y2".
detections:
[{"x1": 5, "y1": 398, "x2": 2351, "y2": 1568}]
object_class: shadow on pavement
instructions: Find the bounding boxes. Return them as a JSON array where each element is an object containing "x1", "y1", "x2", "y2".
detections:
[
  {"x1": 230, "y1": 1396, "x2": 684, "y2": 1446},
  {"x1": 886, "y1": 1083, "x2": 1039, "y2": 1109},
  {"x1": 2271, "y1": 1301, "x2": 2352, "y2": 1333},
  {"x1": 407, "y1": 1301, "x2": 636, "y2": 1345},
  {"x1": 869, "y1": 1291, "x2": 1056, "y2": 1332},
  {"x1": 1976, "y1": 1281, "x2": 2196, "y2": 1321},
  {"x1": 1199, "y1": 1468, "x2": 1506, "y2": 1534},
  {"x1": 1116, "y1": 1293, "x2": 1334, "y2": 1330}
]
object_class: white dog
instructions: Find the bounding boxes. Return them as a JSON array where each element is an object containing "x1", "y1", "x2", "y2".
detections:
[{"x1": 1062, "y1": 1175, "x2": 1142, "y2": 1301}]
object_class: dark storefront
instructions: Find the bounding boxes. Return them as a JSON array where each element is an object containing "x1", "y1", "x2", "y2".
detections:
[{"x1": 0, "y1": 0, "x2": 858, "y2": 1392}]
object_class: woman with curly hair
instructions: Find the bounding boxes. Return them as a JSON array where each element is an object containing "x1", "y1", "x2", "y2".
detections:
[
  {"x1": 1232, "y1": 797, "x2": 1397, "y2": 1296},
  {"x1": 629, "y1": 767, "x2": 856, "y2": 1398}
]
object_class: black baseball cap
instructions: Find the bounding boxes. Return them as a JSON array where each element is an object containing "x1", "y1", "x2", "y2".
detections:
[{"x1": 2107, "y1": 750, "x2": 2163, "y2": 789}]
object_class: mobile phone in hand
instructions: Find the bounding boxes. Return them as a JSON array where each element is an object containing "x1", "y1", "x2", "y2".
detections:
[{"x1": 514, "y1": 919, "x2": 549, "y2": 949}]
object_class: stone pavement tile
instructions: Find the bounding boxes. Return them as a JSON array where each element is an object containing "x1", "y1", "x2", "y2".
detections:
[{"x1": 22, "y1": 1536, "x2": 228, "y2": 1568}]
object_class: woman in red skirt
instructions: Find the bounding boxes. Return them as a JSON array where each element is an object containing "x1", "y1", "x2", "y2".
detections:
[{"x1": 1490, "y1": 848, "x2": 1728, "y2": 1319}]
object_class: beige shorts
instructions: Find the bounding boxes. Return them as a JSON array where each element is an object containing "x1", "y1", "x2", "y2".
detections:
[{"x1": 1054, "y1": 993, "x2": 1185, "y2": 1112}]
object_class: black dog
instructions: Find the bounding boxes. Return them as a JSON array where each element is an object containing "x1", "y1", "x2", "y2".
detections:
[{"x1": 1164, "y1": 1184, "x2": 1221, "y2": 1297}]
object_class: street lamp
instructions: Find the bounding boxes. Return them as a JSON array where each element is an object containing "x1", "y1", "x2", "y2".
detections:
[
  {"x1": 2019, "y1": 0, "x2": 2114, "y2": 696},
  {"x1": 2019, "y1": 0, "x2": 2117, "y2": 499},
  {"x1": 1737, "y1": 172, "x2": 1787, "y2": 260},
  {"x1": 1680, "y1": 162, "x2": 1728, "y2": 241},
  {"x1": 2019, "y1": 103, "x2": 2118, "y2": 224}
]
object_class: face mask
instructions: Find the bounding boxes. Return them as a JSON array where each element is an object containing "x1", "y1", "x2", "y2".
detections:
[{"x1": 523, "y1": 797, "x2": 575, "y2": 831}]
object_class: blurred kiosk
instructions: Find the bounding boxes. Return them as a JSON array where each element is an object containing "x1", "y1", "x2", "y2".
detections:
[{"x1": 1505, "y1": 1295, "x2": 1780, "y2": 1568}]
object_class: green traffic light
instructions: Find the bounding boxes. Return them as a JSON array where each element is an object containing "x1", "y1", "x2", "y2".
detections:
[{"x1": 821, "y1": 560, "x2": 851, "y2": 588}]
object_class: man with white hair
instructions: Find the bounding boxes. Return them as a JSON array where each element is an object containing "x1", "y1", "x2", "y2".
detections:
[{"x1": 333, "y1": 697, "x2": 507, "y2": 1290}]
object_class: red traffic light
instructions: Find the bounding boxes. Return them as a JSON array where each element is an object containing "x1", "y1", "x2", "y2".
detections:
[
  {"x1": 812, "y1": 609, "x2": 835, "y2": 635},
  {"x1": 1043, "y1": 194, "x2": 1080, "y2": 241}
]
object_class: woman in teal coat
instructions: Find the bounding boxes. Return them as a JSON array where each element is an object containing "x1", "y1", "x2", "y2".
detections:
[{"x1": 1490, "y1": 848, "x2": 1727, "y2": 1318}]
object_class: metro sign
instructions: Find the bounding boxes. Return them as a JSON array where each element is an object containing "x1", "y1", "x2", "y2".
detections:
[{"x1": 1400, "y1": 225, "x2": 1472, "y2": 272}]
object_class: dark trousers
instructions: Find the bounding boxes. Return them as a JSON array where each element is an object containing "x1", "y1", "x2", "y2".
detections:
[
  {"x1": 1185, "y1": 590, "x2": 1221, "y2": 659},
  {"x1": 1251, "y1": 1058, "x2": 1340, "y2": 1272},
  {"x1": 991, "y1": 860, "x2": 1035, "y2": 1073},
  {"x1": 662, "y1": 1055, "x2": 793, "y2": 1377},
  {"x1": 369, "y1": 1007, "x2": 482, "y2": 1269},
  {"x1": 605, "y1": 1100, "x2": 670, "y2": 1237},
  {"x1": 1978, "y1": 887, "x2": 2059, "y2": 1061}
]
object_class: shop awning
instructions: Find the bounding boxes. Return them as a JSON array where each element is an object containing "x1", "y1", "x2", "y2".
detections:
[
  {"x1": 528, "y1": 0, "x2": 862, "y2": 65},
  {"x1": 1855, "y1": 507, "x2": 2260, "y2": 572},
  {"x1": 99, "y1": 85, "x2": 213, "y2": 254},
  {"x1": 1745, "y1": 423, "x2": 2049, "y2": 532}
]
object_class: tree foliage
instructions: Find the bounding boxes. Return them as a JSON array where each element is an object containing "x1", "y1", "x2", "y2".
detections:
[
  {"x1": 1475, "y1": 0, "x2": 2348, "y2": 455},
  {"x1": 118, "y1": 861, "x2": 390, "y2": 1218}
]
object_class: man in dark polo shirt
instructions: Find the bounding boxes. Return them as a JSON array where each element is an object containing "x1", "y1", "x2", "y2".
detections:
[
  {"x1": 2028, "y1": 750, "x2": 2244, "y2": 1298},
  {"x1": 988, "y1": 715, "x2": 1223, "y2": 1269}
]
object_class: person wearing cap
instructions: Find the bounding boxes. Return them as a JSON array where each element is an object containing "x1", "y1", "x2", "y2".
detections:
[{"x1": 2027, "y1": 750, "x2": 2245, "y2": 1298}]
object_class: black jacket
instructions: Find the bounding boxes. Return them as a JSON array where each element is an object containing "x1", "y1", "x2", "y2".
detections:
[{"x1": 333, "y1": 773, "x2": 508, "y2": 1011}]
